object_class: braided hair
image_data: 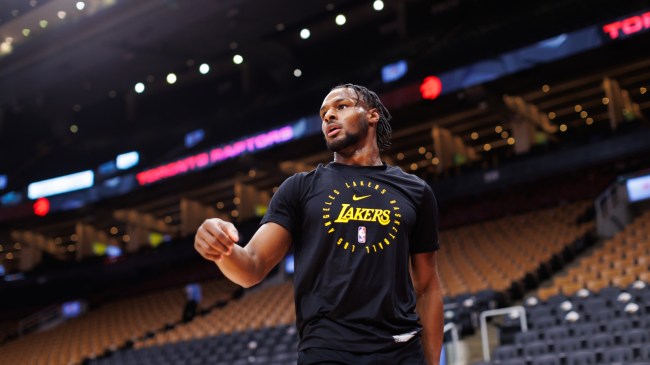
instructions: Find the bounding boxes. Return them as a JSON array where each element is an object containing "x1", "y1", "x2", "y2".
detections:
[{"x1": 331, "y1": 83, "x2": 392, "y2": 151}]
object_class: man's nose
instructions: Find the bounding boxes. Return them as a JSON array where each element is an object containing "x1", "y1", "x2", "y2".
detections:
[{"x1": 323, "y1": 108, "x2": 336, "y2": 121}]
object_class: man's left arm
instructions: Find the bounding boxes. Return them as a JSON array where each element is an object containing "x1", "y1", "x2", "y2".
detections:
[{"x1": 411, "y1": 251, "x2": 444, "y2": 365}]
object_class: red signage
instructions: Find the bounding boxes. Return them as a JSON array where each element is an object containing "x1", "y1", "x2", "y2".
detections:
[
  {"x1": 602, "y1": 11, "x2": 650, "y2": 39},
  {"x1": 34, "y1": 197, "x2": 50, "y2": 216},
  {"x1": 420, "y1": 76, "x2": 443, "y2": 100},
  {"x1": 136, "y1": 126, "x2": 294, "y2": 185}
]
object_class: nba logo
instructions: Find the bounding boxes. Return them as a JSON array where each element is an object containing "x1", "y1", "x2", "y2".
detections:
[{"x1": 358, "y1": 226, "x2": 366, "y2": 243}]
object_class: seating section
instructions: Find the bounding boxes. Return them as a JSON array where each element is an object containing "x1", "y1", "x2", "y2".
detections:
[
  {"x1": 439, "y1": 201, "x2": 594, "y2": 298},
  {"x1": 536, "y1": 209, "x2": 650, "y2": 300},
  {"x1": 135, "y1": 282, "x2": 295, "y2": 349},
  {"x1": 91, "y1": 324, "x2": 299, "y2": 365},
  {"x1": 0, "y1": 279, "x2": 238, "y2": 365},
  {"x1": 492, "y1": 281, "x2": 650, "y2": 365}
]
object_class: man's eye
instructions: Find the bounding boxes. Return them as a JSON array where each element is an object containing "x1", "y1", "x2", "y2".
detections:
[{"x1": 338, "y1": 104, "x2": 347, "y2": 109}]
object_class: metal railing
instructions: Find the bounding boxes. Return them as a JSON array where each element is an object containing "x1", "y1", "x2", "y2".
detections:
[{"x1": 480, "y1": 306, "x2": 528, "y2": 362}]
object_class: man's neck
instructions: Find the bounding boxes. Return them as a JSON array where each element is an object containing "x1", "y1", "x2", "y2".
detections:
[{"x1": 332, "y1": 146, "x2": 383, "y2": 166}]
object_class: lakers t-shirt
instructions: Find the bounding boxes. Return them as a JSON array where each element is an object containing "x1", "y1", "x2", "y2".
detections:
[{"x1": 260, "y1": 162, "x2": 439, "y2": 352}]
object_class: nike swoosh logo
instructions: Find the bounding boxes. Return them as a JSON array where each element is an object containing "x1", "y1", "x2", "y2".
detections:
[{"x1": 352, "y1": 194, "x2": 371, "y2": 201}]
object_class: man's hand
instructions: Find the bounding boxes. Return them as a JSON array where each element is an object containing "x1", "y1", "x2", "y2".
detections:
[{"x1": 194, "y1": 218, "x2": 240, "y2": 262}]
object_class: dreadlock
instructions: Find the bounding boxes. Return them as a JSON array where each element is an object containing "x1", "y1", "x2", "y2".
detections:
[{"x1": 331, "y1": 83, "x2": 392, "y2": 151}]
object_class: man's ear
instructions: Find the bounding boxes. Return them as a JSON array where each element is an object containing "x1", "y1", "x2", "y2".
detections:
[{"x1": 367, "y1": 108, "x2": 380, "y2": 126}]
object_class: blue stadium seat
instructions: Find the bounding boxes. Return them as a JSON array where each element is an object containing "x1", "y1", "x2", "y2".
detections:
[
  {"x1": 586, "y1": 333, "x2": 614, "y2": 349},
  {"x1": 621, "y1": 328, "x2": 650, "y2": 346},
  {"x1": 570, "y1": 322, "x2": 599, "y2": 337},
  {"x1": 514, "y1": 330, "x2": 541, "y2": 345},
  {"x1": 601, "y1": 346, "x2": 634, "y2": 364},
  {"x1": 532, "y1": 315, "x2": 557, "y2": 330},
  {"x1": 605, "y1": 317, "x2": 634, "y2": 334},
  {"x1": 532, "y1": 353, "x2": 561, "y2": 365},
  {"x1": 565, "y1": 350, "x2": 597, "y2": 365},
  {"x1": 493, "y1": 344, "x2": 520, "y2": 361},
  {"x1": 544, "y1": 325, "x2": 570, "y2": 342},
  {"x1": 522, "y1": 340, "x2": 548, "y2": 358},
  {"x1": 553, "y1": 337, "x2": 582, "y2": 354}
]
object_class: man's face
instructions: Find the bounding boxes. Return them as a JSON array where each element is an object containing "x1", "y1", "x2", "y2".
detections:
[{"x1": 319, "y1": 87, "x2": 373, "y2": 152}]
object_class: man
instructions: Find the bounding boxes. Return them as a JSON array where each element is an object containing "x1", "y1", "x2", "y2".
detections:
[{"x1": 195, "y1": 84, "x2": 443, "y2": 364}]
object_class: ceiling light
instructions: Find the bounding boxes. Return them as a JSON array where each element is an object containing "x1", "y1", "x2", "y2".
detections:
[
  {"x1": 199, "y1": 63, "x2": 210, "y2": 74},
  {"x1": 470, "y1": 132, "x2": 479, "y2": 140},
  {"x1": 602, "y1": 97, "x2": 610, "y2": 105},
  {"x1": 542, "y1": 84, "x2": 550, "y2": 93},
  {"x1": 300, "y1": 28, "x2": 311, "y2": 39},
  {"x1": 293, "y1": 69, "x2": 302, "y2": 77},
  {"x1": 276, "y1": 23, "x2": 285, "y2": 31},
  {"x1": 335, "y1": 14, "x2": 346, "y2": 26},
  {"x1": 39, "y1": 20, "x2": 48, "y2": 28},
  {"x1": 134, "y1": 82, "x2": 145, "y2": 94},
  {"x1": 57, "y1": 11, "x2": 67, "y2": 19},
  {"x1": 640, "y1": 87, "x2": 647, "y2": 95},
  {"x1": 76, "y1": 2, "x2": 85, "y2": 10},
  {"x1": 70, "y1": 124, "x2": 79, "y2": 133},
  {"x1": 166, "y1": 73, "x2": 177, "y2": 84},
  {"x1": 233, "y1": 54, "x2": 243, "y2": 64},
  {"x1": 373, "y1": 0, "x2": 384, "y2": 11},
  {"x1": 559, "y1": 124, "x2": 567, "y2": 132},
  {"x1": 574, "y1": 105, "x2": 582, "y2": 112},
  {"x1": 22, "y1": 28, "x2": 31, "y2": 37},
  {"x1": 507, "y1": 137, "x2": 515, "y2": 145},
  {"x1": 495, "y1": 125, "x2": 503, "y2": 133},
  {"x1": 483, "y1": 143, "x2": 492, "y2": 151}
]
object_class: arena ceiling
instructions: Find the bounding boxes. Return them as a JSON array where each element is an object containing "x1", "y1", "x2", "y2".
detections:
[
  {"x1": 1, "y1": 0, "x2": 650, "y2": 250},
  {"x1": 1, "y1": 0, "x2": 648, "y2": 188}
]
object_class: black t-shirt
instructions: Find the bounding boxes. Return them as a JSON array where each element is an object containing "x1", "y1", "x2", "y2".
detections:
[{"x1": 260, "y1": 162, "x2": 439, "y2": 352}]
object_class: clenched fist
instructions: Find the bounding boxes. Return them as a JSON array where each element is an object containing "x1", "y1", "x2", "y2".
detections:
[{"x1": 194, "y1": 218, "x2": 240, "y2": 262}]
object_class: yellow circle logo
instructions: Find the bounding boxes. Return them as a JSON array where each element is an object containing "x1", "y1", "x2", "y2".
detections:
[{"x1": 321, "y1": 179, "x2": 402, "y2": 254}]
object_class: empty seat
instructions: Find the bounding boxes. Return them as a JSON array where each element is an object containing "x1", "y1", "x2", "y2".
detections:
[
  {"x1": 493, "y1": 344, "x2": 520, "y2": 361},
  {"x1": 514, "y1": 330, "x2": 540, "y2": 345},
  {"x1": 588, "y1": 308, "x2": 616, "y2": 322},
  {"x1": 565, "y1": 350, "x2": 597, "y2": 365},
  {"x1": 532, "y1": 353, "x2": 561, "y2": 365},
  {"x1": 570, "y1": 322, "x2": 599, "y2": 337},
  {"x1": 605, "y1": 318, "x2": 634, "y2": 333},
  {"x1": 580, "y1": 298, "x2": 609, "y2": 313},
  {"x1": 531, "y1": 315, "x2": 557, "y2": 330},
  {"x1": 601, "y1": 346, "x2": 634, "y2": 364},
  {"x1": 553, "y1": 337, "x2": 582, "y2": 354},
  {"x1": 586, "y1": 333, "x2": 614, "y2": 349},
  {"x1": 522, "y1": 340, "x2": 548, "y2": 358},
  {"x1": 500, "y1": 359, "x2": 526, "y2": 365},
  {"x1": 621, "y1": 328, "x2": 650, "y2": 346},
  {"x1": 544, "y1": 326, "x2": 569, "y2": 342},
  {"x1": 639, "y1": 343, "x2": 650, "y2": 361}
]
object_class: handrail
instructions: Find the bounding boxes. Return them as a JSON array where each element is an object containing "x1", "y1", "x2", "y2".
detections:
[{"x1": 480, "y1": 306, "x2": 528, "y2": 362}]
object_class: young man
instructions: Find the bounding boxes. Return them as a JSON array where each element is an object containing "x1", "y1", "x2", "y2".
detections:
[{"x1": 195, "y1": 84, "x2": 443, "y2": 364}]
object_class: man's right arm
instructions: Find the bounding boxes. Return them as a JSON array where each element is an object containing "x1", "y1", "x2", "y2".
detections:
[{"x1": 194, "y1": 218, "x2": 292, "y2": 288}]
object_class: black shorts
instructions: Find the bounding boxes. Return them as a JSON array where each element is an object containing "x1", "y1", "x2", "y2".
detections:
[{"x1": 297, "y1": 336, "x2": 427, "y2": 365}]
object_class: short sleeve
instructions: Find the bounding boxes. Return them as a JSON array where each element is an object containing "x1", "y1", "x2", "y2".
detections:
[
  {"x1": 260, "y1": 173, "x2": 302, "y2": 237},
  {"x1": 409, "y1": 183, "x2": 440, "y2": 254}
]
